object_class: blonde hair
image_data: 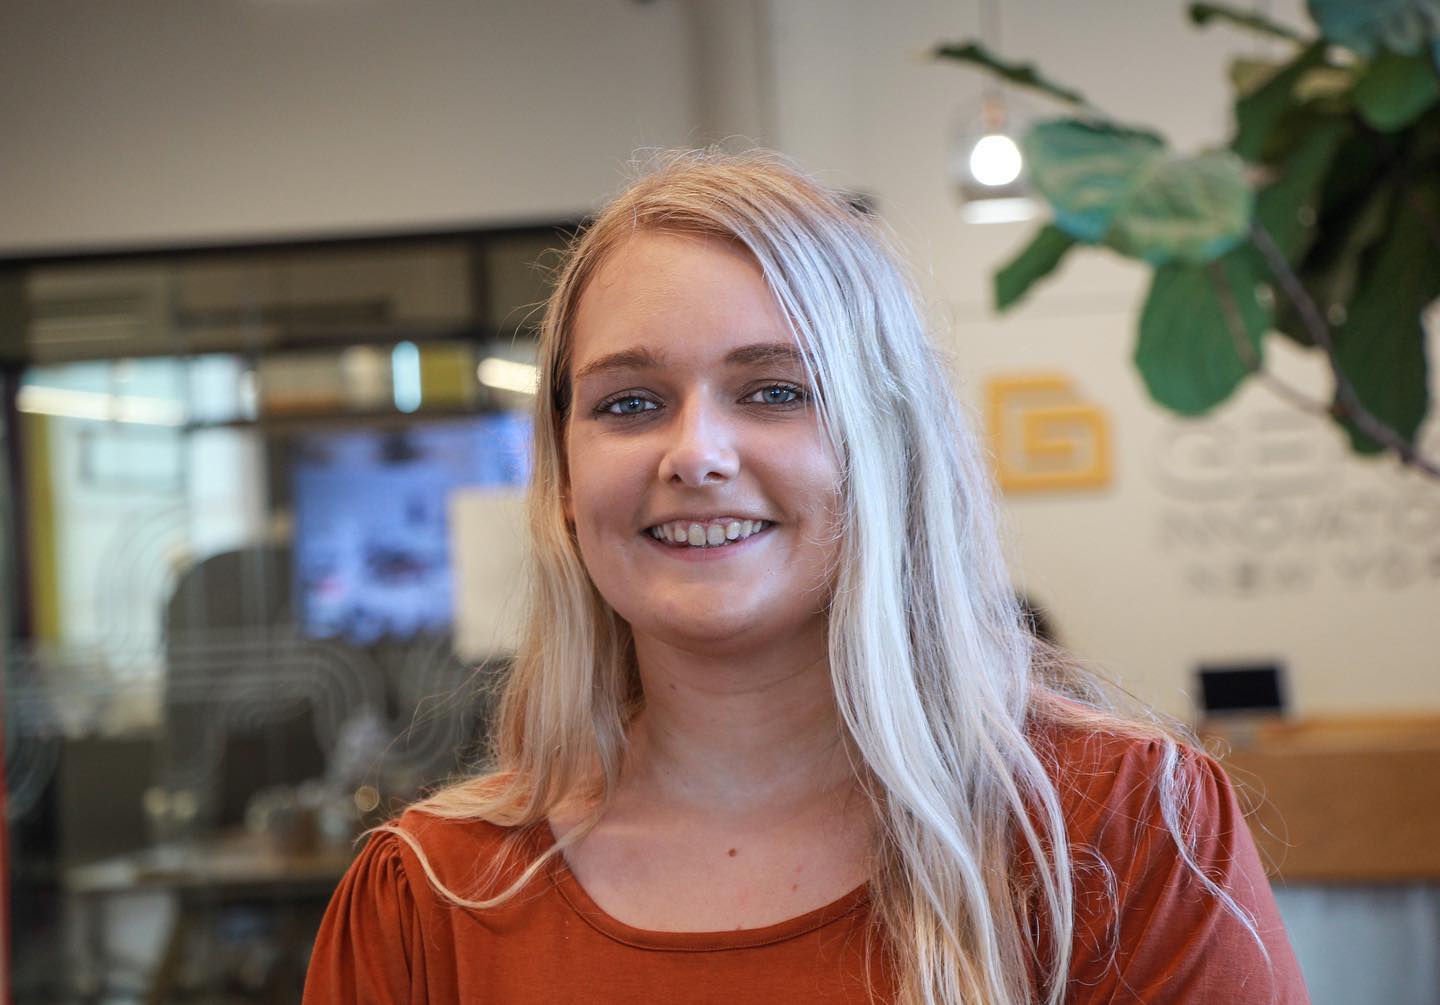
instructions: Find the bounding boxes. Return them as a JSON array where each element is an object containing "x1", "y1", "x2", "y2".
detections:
[{"x1": 382, "y1": 148, "x2": 1264, "y2": 1004}]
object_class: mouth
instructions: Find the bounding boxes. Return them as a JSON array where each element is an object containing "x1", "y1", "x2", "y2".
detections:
[{"x1": 644, "y1": 518, "x2": 773, "y2": 549}]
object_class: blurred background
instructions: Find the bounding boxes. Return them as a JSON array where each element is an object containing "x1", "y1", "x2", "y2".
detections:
[{"x1": 1, "y1": 1, "x2": 1437, "y2": 1002}]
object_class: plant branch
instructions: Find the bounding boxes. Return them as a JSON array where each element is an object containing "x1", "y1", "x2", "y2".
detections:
[
  {"x1": 1250, "y1": 223, "x2": 1440, "y2": 478},
  {"x1": 930, "y1": 42, "x2": 1090, "y2": 109},
  {"x1": 1187, "y1": 3, "x2": 1310, "y2": 45},
  {"x1": 1406, "y1": 190, "x2": 1440, "y2": 255},
  {"x1": 1205, "y1": 261, "x2": 1335, "y2": 418}
]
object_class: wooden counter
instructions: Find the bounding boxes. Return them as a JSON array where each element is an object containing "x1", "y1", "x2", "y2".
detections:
[{"x1": 1205, "y1": 715, "x2": 1440, "y2": 883}]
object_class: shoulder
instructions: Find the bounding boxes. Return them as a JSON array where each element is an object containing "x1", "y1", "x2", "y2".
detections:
[
  {"x1": 1028, "y1": 711, "x2": 1230, "y2": 837},
  {"x1": 388, "y1": 806, "x2": 526, "y2": 863},
  {"x1": 375, "y1": 807, "x2": 545, "y2": 906},
  {"x1": 304, "y1": 810, "x2": 542, "y2": 1003},
  {"x1": 1028, "y1": 717, "x2": 1310, "y2": 1003},
  {"x1": 364, "y1": 769, "x2": 547, "y2": 899},
  {"x1": 320, "y1": 801, "x2": 543, "y2": 928},
  {"x1": 1032, "y1": 717, "x2": 1254, "y2": 895}
]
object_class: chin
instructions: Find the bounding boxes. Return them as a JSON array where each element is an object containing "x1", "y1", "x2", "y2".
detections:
[
  {"x1": 636, "y1": 611, "x2": 761, "y2": 649},
  {"x1": 627, "y1": 601, "x2": 824, "y2": 657}
]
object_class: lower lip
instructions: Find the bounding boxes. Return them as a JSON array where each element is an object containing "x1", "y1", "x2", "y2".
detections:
[{"x1": 642, "y1": 525, "x2": 773, "y2": 562}]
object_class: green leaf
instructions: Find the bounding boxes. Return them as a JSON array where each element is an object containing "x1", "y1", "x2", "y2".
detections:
[
  {"x1": 1328, "y1": 179, "x2": 1440, "y2": 454},
  {"x1": 931, "y1": 42, "x2": 1088, "y2": 107},
  {"x1": 1135, "y1": 248, "x2": 1270, "y2": 415},
  {"x1": 1254, "y1": 118, "x2": 1350, "y2": 261},
  {"x1": 1353, "y1": 47, "x2": 1440, "y2": 129},
  {"x1": 1273, "y1": 163, "x2": 1394, "y2": 348},
  {"x1": 1023, "y1": 121, "x2": 1252, "y2": 267},
  {"x1": 1274, "y1": 127, "x2": 1391, "y2": 344},
  {"x1": 1306, "y1": 0, "x2": 1440, "y2": 58},
  {"x1": 1022, "y1": 120, "x2": 1166, "y2": 243},
  {"x1": 994, "y1": 225, "x2": 1076, "y2": 311},
  {"x1": 1105, "y1": 150, "x2": 1254, "y2": 266},
  {"x1": 1229, "y1": 57, "x2": 1288, "y2": 98},
  {"x1": 1190, "y1": 2, "x2": 1311, "y2": 44},
  {"x1": 1232, "y1": 42, "x2": 1329, "y2": 162}
]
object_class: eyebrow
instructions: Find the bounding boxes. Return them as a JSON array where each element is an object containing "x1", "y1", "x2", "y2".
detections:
[{"x1": 572, "y1": 341, "x2": 805, "y2": 384}]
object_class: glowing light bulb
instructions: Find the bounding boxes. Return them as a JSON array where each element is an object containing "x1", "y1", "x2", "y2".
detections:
[{"x1": 968, "y1": 133, "x2": 1023, "y2": 188}]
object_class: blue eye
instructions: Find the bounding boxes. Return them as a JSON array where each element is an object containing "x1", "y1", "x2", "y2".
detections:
[
  {"x1": 747, "y1": 384, "x2": 806, "y2": 406},
  {"x1": 599, "y1": 394, "x2": 658, "y2": 416}
]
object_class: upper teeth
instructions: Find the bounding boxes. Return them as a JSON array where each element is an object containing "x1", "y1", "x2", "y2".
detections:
[{"x1": 648, "y1": 519, "x2": 770, "y2": 547}]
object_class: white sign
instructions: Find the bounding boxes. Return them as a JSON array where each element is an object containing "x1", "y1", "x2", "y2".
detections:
[{"x1": 450, "y1": 489, "x2": 530, "y2": 661}]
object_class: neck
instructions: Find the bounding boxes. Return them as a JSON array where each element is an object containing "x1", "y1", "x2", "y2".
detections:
[{"x1": 621, "y1": 625, "x2": 858, "y2": 818}]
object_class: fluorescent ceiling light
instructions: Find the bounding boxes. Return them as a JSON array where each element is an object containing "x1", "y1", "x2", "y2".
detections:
[
  {"x1": 961, "y1": 196, "x2": 1039, "y2": 226},
  {"x1": 17, "y1": 385, "x2": 185, "y2": 426},
  {"x1": 477, "y1": 357, "x2": 538, "y2": 395}
]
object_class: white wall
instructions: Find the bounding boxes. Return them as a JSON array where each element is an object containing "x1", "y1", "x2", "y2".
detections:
[{"x1": 0, "y1": 0, "x2": 695, "y2": 252}]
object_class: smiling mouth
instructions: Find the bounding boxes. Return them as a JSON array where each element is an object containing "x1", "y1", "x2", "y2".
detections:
[{"x1": 646, "y1": 519, "x2": 773, "y2": 548}]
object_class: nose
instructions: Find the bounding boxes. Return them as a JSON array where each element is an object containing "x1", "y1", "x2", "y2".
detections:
[{"x1": 656, "y1": 397, "x2": 739, "y2": 487}]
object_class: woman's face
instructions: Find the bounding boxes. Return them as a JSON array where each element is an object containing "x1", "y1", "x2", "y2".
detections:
[{"x1": 563, "y1": 230, "x2": 842, "y2": 657}]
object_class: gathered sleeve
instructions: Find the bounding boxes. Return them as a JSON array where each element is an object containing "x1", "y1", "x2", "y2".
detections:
[
  {"x1": 303, "y1": 828, "x2": 428, "y2": 1005},
  {"x1": 1062, "y1": 739, "x2": 1310, "y2": 1004}
]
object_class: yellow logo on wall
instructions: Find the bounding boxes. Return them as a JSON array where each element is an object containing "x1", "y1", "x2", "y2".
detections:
[{"x1": 985, "y1": 374, "x2": 1112, "y2": 492}]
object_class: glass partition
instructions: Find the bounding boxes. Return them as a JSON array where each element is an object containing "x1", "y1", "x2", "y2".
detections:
[{"x1": 1, "y1": 223, "x2": 571, "y2": 1002}]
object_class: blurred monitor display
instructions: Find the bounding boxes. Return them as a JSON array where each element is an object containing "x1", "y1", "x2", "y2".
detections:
[
  {"x1": 292, "y1": 413, "x2": 531, "y2": 643},
  {"x1": 1196, "y1": 662, "x2": 1287, "y2": 717}
]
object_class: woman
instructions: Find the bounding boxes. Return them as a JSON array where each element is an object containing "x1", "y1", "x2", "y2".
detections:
[{"x1": 304, "y1": 149, "x2": 1307, "y2": 1003}]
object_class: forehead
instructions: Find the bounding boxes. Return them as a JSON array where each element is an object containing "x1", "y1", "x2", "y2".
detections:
[{"x1": 569, "y1": 231, "x2": 797, "y2": 367}]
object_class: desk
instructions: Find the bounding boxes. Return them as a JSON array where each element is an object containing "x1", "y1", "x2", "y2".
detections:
[
  {"x1": 1207, "y1": 715, "x2": 1440, "y2": 882},
  {"x1": 63, "y1": 830, "x2": 356, "y2": 1004}
]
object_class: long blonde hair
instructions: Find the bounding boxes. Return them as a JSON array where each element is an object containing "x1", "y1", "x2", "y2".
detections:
[{"x1": 383, "y1": 148, "x2": 1262, "y2": 1004}]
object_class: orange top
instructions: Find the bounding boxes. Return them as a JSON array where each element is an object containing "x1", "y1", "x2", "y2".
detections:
[{"x1": 304, "y1": 729, "x2": 1309, "y2": 1003}]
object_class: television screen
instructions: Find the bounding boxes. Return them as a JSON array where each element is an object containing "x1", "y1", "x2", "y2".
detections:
[
  {"x1": 292, "y1": 413, "x2": 530, "y2": 643},
  {"x1": 1196, "y1": 662, "x2": 1287, "y2": 717}
]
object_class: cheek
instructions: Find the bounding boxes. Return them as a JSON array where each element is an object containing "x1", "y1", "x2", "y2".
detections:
[
  {"x1": 802, "y1": 452, "x2": 847, "y2": 578},
  {"x1": 565, "y1": 456, "x2": 596, "y2": 532},
  {"x1": 564, "y1": 432, "x2": 641, "y2": 538},
  {"x1": 767, "y1": 447, "x2": 844, "y2": 585},
  {"x1": 791, "y1": 447, "x2": 844, "y2": 530}
]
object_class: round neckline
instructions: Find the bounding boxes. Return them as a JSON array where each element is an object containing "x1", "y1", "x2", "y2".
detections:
[{"x1": 537, "y1": 821, "x2": 871, "y2": 952}]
